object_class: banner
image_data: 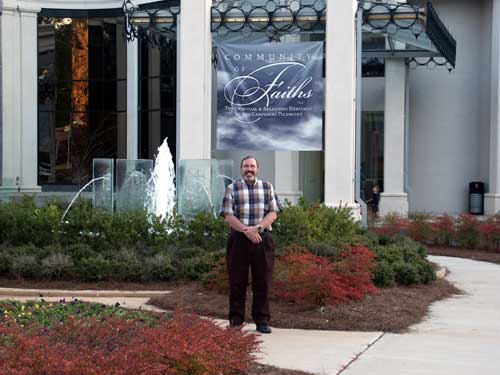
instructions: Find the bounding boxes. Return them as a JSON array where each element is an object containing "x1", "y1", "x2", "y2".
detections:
[{"x1": 216, "y1": 42, "x2": 323, "y2": 151}]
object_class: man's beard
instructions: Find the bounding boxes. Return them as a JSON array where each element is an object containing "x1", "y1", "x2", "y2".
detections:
[{"x1": 243, "y1": 173, "x2": 255, "y2": 183}]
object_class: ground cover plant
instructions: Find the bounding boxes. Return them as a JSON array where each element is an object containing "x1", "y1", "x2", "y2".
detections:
[{"x1": 0, "y1": 299, "x2": 259, "y2": 375}]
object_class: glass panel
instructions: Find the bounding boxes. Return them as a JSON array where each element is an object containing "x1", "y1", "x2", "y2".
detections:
[
  {"x1": 211, "y1": 160, "x2": 234, "y2": 215},
  {"x1": 92, "y1": 158, "x2": 114, "y2": 212},
  {"x1": 177, "y1": 160, "x2": 213, "y2": 219},
  {"x1": 177, "y1": 159, "x2": 234, "y2": 219},
  {"x1": 115, "y1": 159, "x2": 153, "y2": 212}
]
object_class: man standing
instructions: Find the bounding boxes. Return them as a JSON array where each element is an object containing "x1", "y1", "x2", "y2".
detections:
[{"x1": 220, "y1": 156, "x2": 281, "y2": 334}]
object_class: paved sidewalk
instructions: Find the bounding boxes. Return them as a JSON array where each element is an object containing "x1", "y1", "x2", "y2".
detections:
[{"x1": 1, "y1": 256, "x2": 499, "y2": 375}]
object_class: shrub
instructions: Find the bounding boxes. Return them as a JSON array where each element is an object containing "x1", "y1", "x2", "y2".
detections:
[
  {"x1": 185, "y1": 212, "x2": 229, "y2": 251},
  {"x1": 64, "y1": 243, "x2": 97, "y2": 261},
  {"x1": 202, "y1": 258, "x2": 229, "y2": 294},
  {"x1": 143, "y1": 253, "x2": 176, "y2": 281},
  {"x1": 432, "y1": 215, "x2": 455, "y2": 246},
  {"x1": 75, "y1": 255, "x2": 114, "y2": 281},
  {"x1": 273, "y1": 200, "x2": 359, "y2": 247},
  {"x1": 456, "y1": 214, "x2": 480, "y2": 249},
  {"x1": 371, "y1": 235, "x2": 435, "y2": 286},
  {"x1": 41, "y1": 253, "x2": 74, "y2": 279},
  {"x1": 373, "y1": 260, "x2": 396, "y2": 287},
  {"x1": 479, "y1": 216, "x2": 500, "y2": 251},
  {"x1": 11, "y1": 255, "x2": 40, "y2": 279},
  {"x1": 0, "y1": 250, "x2": 12, "y2": 275},
  {"x1": 306, "y1": 242, "x2": 343, "y2": 259},
  {"x1": 0, "y1": 197, "x2": 61, "y2": 246},
  {"x1": 393, "y1": 261, "x2": 420, "y2": 285},
  {"x1": 172, "y1": 247, "x2": 225, "y2": 281},
  {"x1": 273, "y1": 247, "x2": 377, "y2": 306},
  {"x1": 375, "y1": 212, "x2": 408, "y2": 240},
  {"x1": 407, "y1": 213, "x2": 433, "y2": 243},
  {"x1": 109, "y1": 249, "x2": 144, "y2": 281}
]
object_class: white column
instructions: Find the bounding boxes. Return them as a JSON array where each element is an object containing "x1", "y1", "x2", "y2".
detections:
[
  {"x1": 0, "y1": 3, "x2": 22, "y2": 190},
  {"x1": 126, "y1": 39, "x2": 139, "y2": 159},
  {"x1": 379, "y1": 59, "x2": 409, "y2": 216},
  {"x1": 19, "y1": 5, "x2": 41, "y2": 191},
  {"x1": 485, "y1": 0, "x2": 500, "y2": 214},
  {"x1": 324, "y1": 0, "x2": 359, "y2": 214},
  {"x1": 177, "y1": 0, "x2": 212, "y2": 161},
  {"x1": 1, "y1": 2, "x2": 40, "y2": 192}
]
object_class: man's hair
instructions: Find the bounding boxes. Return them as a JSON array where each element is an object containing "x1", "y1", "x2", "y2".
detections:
[{"x1": 240, "y1": 155, "x2": 259, "y2": 168}]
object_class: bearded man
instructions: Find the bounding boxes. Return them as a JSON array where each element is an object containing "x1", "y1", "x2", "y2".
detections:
[{"x1": 220, "y1": 156, "x2": 281, "y2": 334}]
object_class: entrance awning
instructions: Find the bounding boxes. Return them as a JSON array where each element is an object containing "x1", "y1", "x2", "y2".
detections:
[
  {"x1": 362, "y1": 1, "x2": 456, "y2": 69},
  {"x1": 123, "y1": 0, "x2": 456, "y2": 69}
]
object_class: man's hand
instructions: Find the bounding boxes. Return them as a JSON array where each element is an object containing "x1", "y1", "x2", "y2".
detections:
[{"x1": 243, "y1": 226, "x2": 262, "y2": 244}]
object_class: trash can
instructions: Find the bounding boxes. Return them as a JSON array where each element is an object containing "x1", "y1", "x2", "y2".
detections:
[{"x1": 469, "y1": 182, "x2": 484, "y2": 215}]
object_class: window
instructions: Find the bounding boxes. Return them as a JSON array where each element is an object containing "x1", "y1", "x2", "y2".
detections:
[{"x1": 38, "y1": 16, "x2": 127, "y2": 185}]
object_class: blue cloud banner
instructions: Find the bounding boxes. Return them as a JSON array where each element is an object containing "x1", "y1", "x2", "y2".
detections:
[{"x1": 216, "y1": 42, "x2": 324, "y2": 151}]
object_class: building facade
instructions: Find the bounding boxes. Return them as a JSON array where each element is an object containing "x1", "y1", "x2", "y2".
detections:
[{"x1": 0, "y1": 0, "x2": 499, "y2": 217}]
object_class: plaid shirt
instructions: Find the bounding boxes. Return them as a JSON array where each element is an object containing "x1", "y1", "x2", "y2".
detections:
[{"x1": 220, "y1": 178, "x2": 281, "y2": 226}]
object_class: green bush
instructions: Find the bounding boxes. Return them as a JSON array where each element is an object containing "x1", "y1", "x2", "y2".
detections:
[
  {"x1": 372, "y1": 236, "x2": 435, "y2": 287},
  {"x1": 184, "y1": 212, "x2": 229, "y2": 251},
  {"x1": 393, "y1": 262, "x2": 420, "y2": 285},
  {"x1": 456, "y1": 214, "x2": 480, "y2": 249},
  {"x1": 75, "y1": 255, "x2": 114, "y2": 281},
  {"x1": 11, "y1": 255, "x2": 40, "y2": 279},
  {"x1": 143, "y1": 253, "x2": 176, "y2": 281},
  {"x1": 110, "y1": 249, "x2": 144, "y2": 281},
  {"x1": 373, "y1": 260, "x2": 396, "y2": 287},
  {"x1": 273, "y1": 200, "x2": 359, "y2": 248},
  {"x1": 0, "y1": 197, "x2": 62, "y2": 246},
  {"x1": 0, "y1": 250, "x2": 12, "y2": 275},
  {"x1": 172, "y1": 247, "x2": 225, "y2": 281},
  {"x1": 64, "y1": 243, "x2": 97, "y2": 261},
  {"x1": 41, "y1": 253, "x2": 74, "y2": 279}
]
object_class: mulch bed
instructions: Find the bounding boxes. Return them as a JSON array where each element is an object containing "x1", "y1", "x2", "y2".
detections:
[
  {"x1": 148, "y1": 279, "x2": 460, "y2": 333},
  {"x1": 426, "y1": 246, "x2": 500, "y2": 265}
]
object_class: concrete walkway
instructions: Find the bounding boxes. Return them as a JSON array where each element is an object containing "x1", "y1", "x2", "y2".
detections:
[{"x1": 1, "y1": 256, "x2": 499, "y2": 375}]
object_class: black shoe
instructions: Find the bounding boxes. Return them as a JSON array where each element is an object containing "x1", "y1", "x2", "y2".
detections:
[{"x1": 256, "y1": 324, "x2": 272, "y2": 334}]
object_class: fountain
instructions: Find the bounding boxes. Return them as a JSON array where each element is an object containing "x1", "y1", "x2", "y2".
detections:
[
  {"x1": 146, "y1": 138, "x2": 176, "y2": 221},
  {"x1": 61, "y1": 138, "x2": 232, "y2": 221}
]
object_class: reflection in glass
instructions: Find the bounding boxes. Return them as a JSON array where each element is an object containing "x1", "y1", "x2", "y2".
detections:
[
  {"x1": 38, "y1": 16, "x2": 127, "y2": 185},
  {"x1": 93, "y1": 158, "x2": 114, "y2": 213},
  {"x1": 115, "y1": 159, "x2": 153, "y2": 212},
  {"x1": 177, "y1": 159, "x2": 234, "y2": 219}
]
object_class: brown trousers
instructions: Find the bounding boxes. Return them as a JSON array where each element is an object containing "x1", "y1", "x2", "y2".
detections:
[{"x1": 226, "y1": 230, "x2": 275, "y2": 325}]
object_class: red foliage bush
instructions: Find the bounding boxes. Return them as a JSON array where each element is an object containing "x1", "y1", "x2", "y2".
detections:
[
  {"x1": 375, "y1": 213, "x2": 409, "y2": 238},
  {"x1": 273, "y1": 246, "x2": 377, "y2": 306},
  {"x1": 479, "y1": 218, "x2": 500, "y2": 251},
  {"x1": 455, "y1": 214, "x2": 480, "y2": 249},
  {"x1": 432, "y1": 215, "x2": 455, "y2": 245},
  {"x1": 0, "y1": 312, "x2": 259, "y2": 375},
  {"x1": 407, "y1": 219, "x2": 433, "y2": 243}
]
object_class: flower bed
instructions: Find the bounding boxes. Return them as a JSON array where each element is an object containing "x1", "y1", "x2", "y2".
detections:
[{"x1": 0, "y1": 300, "x2": 259, "y2": 375}]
